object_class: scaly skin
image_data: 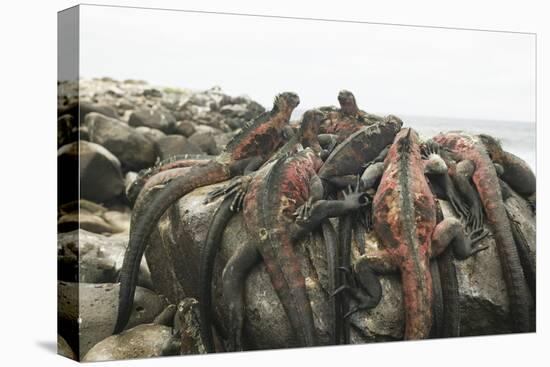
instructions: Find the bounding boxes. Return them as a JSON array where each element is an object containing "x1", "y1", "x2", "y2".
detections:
[
  {"x1": 114, "y1": 92, "x2": 300, "y2": 334},
  {"x1": 218, "y1": 148, "x2": 368, "y2": 350},
  {"x1": 372, "y1": 129, "x2": 486, "y2": 339},
  {"x1": 433, "y1": 132, "x2": 531, "y2": 333},
  {"x1": 199, "y1": 109, "x2": 400, "y2": 350},
  {"x1": 198, "y1": 110, "x2": 337, "y2": 352},
  {"x1": 318, "y1": 114, "x2": 403, "y2": 190},
  {"x1": 127, "y1": 154, "x2": 214, "y2": 206}
]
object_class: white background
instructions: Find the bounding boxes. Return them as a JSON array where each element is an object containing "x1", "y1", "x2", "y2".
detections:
[
  {"x1": 79, "y1": 5, "x2": 535, "y2": 122},
  {"x1": 0, "y1": 1, "x2": 546, "y2": 366}
]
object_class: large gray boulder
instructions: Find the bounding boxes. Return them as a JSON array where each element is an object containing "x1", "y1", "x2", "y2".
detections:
[
  {"x1": 57, "y1": 229, "x2": 152, "y2": 288},
  {"x1": 57, "y1": 200, "x2": 131, "y2": 234},
  {"x1": 188, "y1": 131, "x2": 221, "y2": 155},
  {"x1": 156, "y1": 135, "x2": 203, "y2": 160},
  {"x1": 145, "y1": 180, "x2": 535, "y2": 349},
  {"x1": 82, "y1": 324, "x2": 173, "y2": 362},
  {"x1": 58, "y1": 281, "x2": 169, "y2": 357},
  {"x1": 58, "y1": 141, "x2": 125, "y2": 204},
  {"x1": 85, "y1": 112, "x2": 157, "y2": 171},
  {"x1": 128, "y1": 106, "x2": 177, "y2": 133}
]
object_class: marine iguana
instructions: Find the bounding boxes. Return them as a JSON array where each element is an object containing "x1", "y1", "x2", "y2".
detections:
[
  {"x1": 320, "y1": 90, "x2": 385, "y2": 142},
  {"x1": 318, "y1": 114, "x2": 403, "y2": 190},
  {"x1": 114, "y1": 92, "x2": 300, "y2": 334},
  {"x1": 368, "y1": 128, "x2": 487, "y2": 340},
  {"x1": 217, "y1": 148, "x2": 369, "y2": 350},
  {"x1": 432, "y1": 131, "x2": 533, "y2": 333},
  {"x1": 198, "y1": 109, "x2": 339, "y2": 351}
]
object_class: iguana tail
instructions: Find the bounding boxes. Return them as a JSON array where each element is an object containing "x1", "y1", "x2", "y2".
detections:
[
  {"x1": 114, "y1": 160, "x2": 230, "y2": 334},
  {"x1": 199, "y1": 195, "x2": 236, "y2": 352},
  {"x1": 437, "y1": 250, "x2": 461, "y2": 337},
  {"x1": 473, "y1": 164, "x2": 531, "y2": 332}
]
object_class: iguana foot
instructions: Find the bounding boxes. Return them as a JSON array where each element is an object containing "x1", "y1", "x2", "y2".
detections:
[
  {"x1": 294, "y1": 197, "x2": 314, "y2": 222},
  {"x1": 465, "y1": 203, "x2": 484, "y2": 233},
  {"x1": 421, "y1": 139, "x2": 441, "y2": 160},
  {"x1": 203, "y1": 175, "x2": 251, "y2": 212},
  {"x1": 342, "y1": 178, "x2": 369, "y2": 210},
  {"x1": 466, "y1": 226, "x2": 490, "y2": 254},
  {"x1": 332, "y1": 264, "x2": 382, "y2": 318}
]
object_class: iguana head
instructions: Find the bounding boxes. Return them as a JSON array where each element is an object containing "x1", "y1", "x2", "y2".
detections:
[
  {"x1": 273, "y1": 92, "x2": 300, "y2": 114},
  {"x1": 298, "y1": 108, "x2": 327, "y2": 144},
  {"x1": 338, "y1": 90, "x2": 359, "y2": 116},
  {"x1": 478, "y1": 133, "x2": 503, "y2": 161}
]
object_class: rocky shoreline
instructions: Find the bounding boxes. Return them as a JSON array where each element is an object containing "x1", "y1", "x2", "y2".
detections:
[{"x1": 57, "y1": 78, "x2": 536, "y2": 361}]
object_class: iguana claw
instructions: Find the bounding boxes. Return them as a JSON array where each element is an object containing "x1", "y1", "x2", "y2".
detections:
[
  {"x1": 203, "y1": 176, "x2": 251, "y2": 212},
  {"x1": 294, "y1": 198, "x2": 313, "y2": 221}
]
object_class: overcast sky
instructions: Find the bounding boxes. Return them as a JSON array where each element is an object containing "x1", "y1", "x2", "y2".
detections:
[{"x1": 80, "y1": 5, "x2": 535, "y2": 122}]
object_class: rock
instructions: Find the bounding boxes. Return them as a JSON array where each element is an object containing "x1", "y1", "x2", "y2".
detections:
[
  {"x1": 188, "y1": 131, "x2": 220, "y2": 155},
  {"x1": 143, "y1": 88, "x2": 163, "y2": 98},
  {"x1": 82, "y1": 324, "x2": 172, "y2": 362},
  {"x1": 135, "y1": 126, "x2": 166, "y2": 143},
  {"x1": 85, "y1": 112, "x2": 157, "y2": 171},
  {"x1": 57, "y1": 229, "x2": 152, "y2": 287},
  {"x1": 193, "y1": 124, "x2": 223, "y2": 135},
  {"x1": 58, "y1": 141, "x2": 124, "y2": 204},
  {"x1": 214, "y1": 131, "x2": 238, "y2": 150},
  {"x1": 58, "y1": 114, "x2": 77, "y2": 147},
  {"x1": 146, "y1": 183, "x2": 536, "y2": 349},
  {"x1": 146, "y1": 182, "x2": 333, "y2": 349},
  {"x1": 173, "y1": 120, "x2": 196, "y2": 137},
  {"x1": 58, "y1": 100, "x2": 118, "y2": 121},
  {"x1": 128, "y1": 106, "x2": 177, "y2": 133},
  {"x1": 58, "y1": 212, "x2": 120, "y2": 234},
  {"x1": 103, "y1": 210, "x2": 132, "y2": 233},
  {"x1": 58, "y1": 281, "x2": 169, "y2": 357},
  {"x1": 156, "y1": 135, "x2": 203, "y2": 160},
  {"x1": 58, "y1": 334, "x2": 77, "y2": 360},
  {"x1": 57, "y1": 200, "x2": 131, "y2": 234}
]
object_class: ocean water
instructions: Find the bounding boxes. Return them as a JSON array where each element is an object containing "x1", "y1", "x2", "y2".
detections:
[
  {"x1": 402, "y1": 115, "x2": 536, "y2": 172},
  {"x1": 292, "y1": 110, "x2": 536, "y2": 172}
]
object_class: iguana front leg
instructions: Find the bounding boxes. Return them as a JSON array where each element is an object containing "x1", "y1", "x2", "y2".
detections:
[
  {"x1": 451, "y1": 160, "x2": 485, "y2": 231},
  {"x1": 294, "y1": 174, "x2": 324, "y2": 221},
  {"x1": 292, "y1": 189, "x2": 369, "y2": 239},
  {"x1": 431, "y1": 217, "x2": 489, "y2": 261}
]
